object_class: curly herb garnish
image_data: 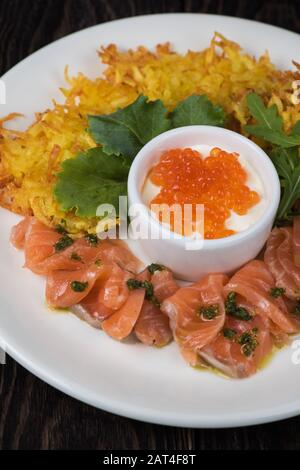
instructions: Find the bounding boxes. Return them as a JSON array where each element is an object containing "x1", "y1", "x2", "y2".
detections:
[
  {"x1": 294, "y1": 304, "x2": 300, "y2": 316},
  {"x1": 70, "y1": 281, "x2": 88, "y2": 292},
  {"x1": 127, "y1": 279, "x2": 143, "y2": 291},
  {"x1": 147, "y1": 263, "x2": 165, "y2": 275},
  {"x1": 94, "y1": 259, "x2": 102, "y2": 267},
  {"x1": 270, "y1": 287, "x2": 285, "y2": 298},
  {"x1": 85, "y1": 234, "x2": 99, "y2": 246},
  {"x1": 54, "y1": 234, "x2": 74, "y2": 252},
  {"x1": 55, "y1": 224, "x2": 67, "y2": 234},
  {"x1": 223, "y1": 328, "x2": 237, "y2": 339},
  {"x1": 127, "y1": 278, "x2": 160, "y2": 306},
  {"x1": 238, "y1": 330, "x2": 259, "y2": 357},
  {"x1": 245, "y1": 93, "x2": 300, "y2": 222},
  {"x1": 198, "y1": 304, "x2": 219, "y2": 320},
  {"x1": 70, "y1": 252, "x2": 82, "y2": 262},
  {"x1": 225, "y1": 292, "x2": 252, "y2": 321}
]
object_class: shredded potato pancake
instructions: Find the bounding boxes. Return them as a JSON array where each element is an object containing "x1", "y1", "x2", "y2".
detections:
[{"x1": 1, "y1": 33, "x2": 299, "y2": 234}]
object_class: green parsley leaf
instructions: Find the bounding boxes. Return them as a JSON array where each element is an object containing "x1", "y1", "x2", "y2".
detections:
[
  {"x1": 70, "y1": 281, "x2": 88, "y2": 292},
  {"x1": 54, "y1": 147, "x2": 130, "y2": 217},
  {"x1": 225, "y1": 292, "x2": 252, "y2": 321},
  {"x1": 88, "y1": 95, "x2": 171, "y2": 159},
  {"x1": 70, "y1": 252, "x2": 82, "y2": 262},
  {"x1": 269, "y1": 287, "x2": 285, "y2": 298},
  {"x1": 147, "y1": 263, "x2": 165, "y2": 274},
  {"x1": 244, "y1": 93, "x2": 300, "y2": 147},
  {"x1": 126, "y1": 278, "x2": 160, "y2": 306},
  {"x1": 55, "y1": 224, "x2": 67, "y2": 234},
  {"x1": 171, "y1": 94, "x2": 226, "y2": 128},
  {"x1": 54, "y1": 235, "x2": 74, "y2": 252},
  {"x1": 238, "y1": 331, "x2": 258, "y2": 357},
  {"x1": 198, "y1": 304, "x2": 219, "y2": 320},
  {"x1": 85, "y1": 234, "x2": 99, "y2": 246},
  {"x1": 127, "y1": 279, "x2": 143, "y2": 291},
  {"x1": 223, "y1": 328, "x2": 237, "y2": 339},
  {"x1": 294, "y1": 304, "x2": 300, "y2": 316}
]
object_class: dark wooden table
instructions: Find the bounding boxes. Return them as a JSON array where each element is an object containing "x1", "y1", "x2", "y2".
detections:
[{"x1": 1, "y1": 0, "x2": 300, "y2": 450}]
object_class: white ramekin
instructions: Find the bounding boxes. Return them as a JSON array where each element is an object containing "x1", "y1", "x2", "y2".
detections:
[{"x1": 127, "y1": 126, "x2": 280, "y2": 281}]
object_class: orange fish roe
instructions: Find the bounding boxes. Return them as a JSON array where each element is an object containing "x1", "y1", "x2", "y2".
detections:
[{"x1": 149, "y1": 147, "x2": 260, "y2": 239}]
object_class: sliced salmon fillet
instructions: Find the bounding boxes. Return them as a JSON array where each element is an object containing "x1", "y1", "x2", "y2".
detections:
[
  {"x1": 70, "y1": 304, "x2": 103, "y2": 329},
  {"x1": 269, "y1": 321, "x2": 290, "y2": 348},
  {"x1": 102, "y1": 288, "x2": 145, "y2": 340},
  {"x1": 264, "y1": 227, "x2": 299, "y2": 299},
  {"x1": 40, "y1": 238, "x2": 101, "y2": 273},
  {"x1": 46, "y1": 263, "x2": 106, "y2": 308},
  {"x1": 79, "y1": 275, "x2": 115, "y2": 323},
  {"x1": 134, "y1": 300, "x2": 173, "y2": 347},
  {"x1": 98, "y1": 263, "x2": 132, "y2": 311},
  {"x1": 200, "y1": 315, "x2": 273, "y2": 378},
  {"x1": 293, "y1": 217, "x2": 300, "y2": 267},
  {"x1": 133, "y1": 267, "x2": 176, "y2": 347},
  {"x1": 277, "y1": 227, "x2": 300, "y2": 292},
  {"x1": 151, "y1": 268, "x2": 179, "y2": 303},
  {"x1": 10, "y1": 216, "x2": 33, "y2": 249},
  {"x1": 265, "y1": 226, "x2": 300, "y2": 300},
  {"x1": 11, "y1": 217, "x2": 141, "y2": 276},
  {"x1": 11, "y1": 217, "x2": 61, "y2": 274},
  {"x1": 162, "y1": 273, "x2": 228, "y2": 366},
  {"x1": 136, "y1": 268, "x2": 151, "y2": 282},
  {"x1": 24, "y1": 218, "x2": 63, "y2": 275},
  {"x1": 41, "y1": 238, "x2": 139, "y2": 274},
  {"x1": 103, "y1": 239, "x2": 142, "y2": 273},
  {"x1": 225, "y1": 260, "x2": 298, "y2": 333}
]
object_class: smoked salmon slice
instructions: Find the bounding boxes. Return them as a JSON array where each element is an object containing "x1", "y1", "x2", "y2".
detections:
[
  {"x1": 101, "y1": 239, "x2": 142, "y2": 273},
  {"x1": 102, "y1": 288, "x2": 145, "y2": 340},
  {"x1": 46, "y1": 263, "x2": 106, "y2": 308},
  {"x1": 224, "y1": 260, "x2": 298, "y2": 333},
  {"x1": 264, "y1": 227, "x2": 298, "y2": 299},
  {"x1": 22, "y1": 218, "x2": 62, "y2": 274},
  {"x1": 162, "y1": 274, "x2": 228, "y2": 366},
  {"x1": 200, "y1": 314, "x2": 273, "y2": 378},
  {"x1": 134, "y1": 300, "x2": 173, "y2": 347},
  {"x1": 43, "y1": 238, "x2": 140, "y2": 275},
  {"x1": 10, "y1": 217, "x2": 141, "y2": 276},
  {"x1": 10, "y1": 216, "x2": 33, "y2": 249},
  {"x1": 132, "y1": 266, "x2": 175, "y2": 347},
  {"x1": 10, "y1": 216, "x2": 300, "y2": 378},
  {"x1": 150, "y1": 268, "x2": 179, "y2": 303},
  {"x1": 79, "y1": 278, "x2": 115, "y2": 323},
  {"x1": 98, "y1": 263, "x2": 132, "y2": 311},
  {"x1": 265, "y1": 226, "x2": 300, "y2": 300},
  {"x1": 293, "y1": 217, "x2": 300, "y2": 267}
]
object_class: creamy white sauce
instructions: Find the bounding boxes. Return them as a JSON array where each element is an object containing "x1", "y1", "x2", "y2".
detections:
[{"x1": 142, "y1": 144, "x2": 266, "y2": 234}]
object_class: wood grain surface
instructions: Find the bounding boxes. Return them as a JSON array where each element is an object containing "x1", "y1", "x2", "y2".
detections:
[{"x1": 1, "y1": 0, "x2": 300, "y2": 450}]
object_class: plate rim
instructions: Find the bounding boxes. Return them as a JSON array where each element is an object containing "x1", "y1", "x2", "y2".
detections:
[
  {"x1": 5, "y1": 337, "x2": 300, "y2": 428},
  {"x1": 2, "y1": 12, "x2": 300, "y2": 82},
  {"x1": 1, "y1": 13, "x2": 300, "y2": 428}
]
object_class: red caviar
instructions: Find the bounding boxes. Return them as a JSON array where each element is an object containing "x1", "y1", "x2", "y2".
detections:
[{"x1": 149, "y1": 147, "x2": 260, "y2": 239}]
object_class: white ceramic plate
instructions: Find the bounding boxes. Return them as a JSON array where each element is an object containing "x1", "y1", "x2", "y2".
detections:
[{"x1": 1, "y1": 13, "x2": 300, "y2": 428}]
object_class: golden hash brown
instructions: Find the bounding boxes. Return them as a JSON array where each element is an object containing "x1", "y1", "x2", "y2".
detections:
[
  {"x1": 100, "y1": 33, "x2": 300, "y2": 129},
  {"x1": 0, "y1": 33, "x2": 299, "y2": 235},
  {"x1": 0, "y1": 77, "x2": 137, "y2": 234}
]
